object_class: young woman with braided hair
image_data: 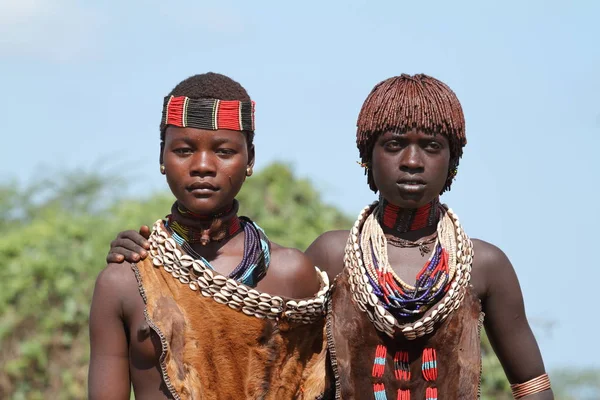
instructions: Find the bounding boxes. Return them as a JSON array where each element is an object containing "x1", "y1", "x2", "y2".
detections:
[
  {"x1": 306, "y1": 74, "x2": 552, "y2": 399},
  {"x1": 107, "y1": 74, "x2": 552, "y2": 399}
]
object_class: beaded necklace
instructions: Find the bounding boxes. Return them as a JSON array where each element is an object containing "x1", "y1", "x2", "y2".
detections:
[
  {"x1": 168, "y1": 201, "x2": 243, "y2": 245},
  {"x1": 360, "y1": 208, "x2": 454, "y2": 319},
  {"x1": 385, "y1": 233, "x2": 437, "y2": 256},
  {"x1": 147, "y1": 219, "x2": 330, "y2": 323},
  {"x1": 378, "y1": 198, "x2": 441, "y2": 256},
  {"x1": 165, "y1": 216, "x2": 270, "y2": 288},
  {"x1": 377, "y1": 197, "x2": 440, "y2": 233},
  {"x1": 345, "y1": 202, "x2": 473, "y2": 339}
]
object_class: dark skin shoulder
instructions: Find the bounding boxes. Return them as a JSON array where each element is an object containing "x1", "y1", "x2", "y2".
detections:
[
  {"x1": 260, "y1": 242, "x2": 322, "y2": 299},
  {"x1": 304, "y1": 229, "x2": 349, "y2": 280}
]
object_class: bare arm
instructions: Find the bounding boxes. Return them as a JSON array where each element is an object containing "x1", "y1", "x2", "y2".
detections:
[
  {"x1": 267, "y1": 246, "x2": 321, "y2": 298},
  {"x1": 476, "y1": 240, "x2": 553, "y2": 399},
  {"x1": 88, "y1": 265, "x2": 132, "y2": 400}
]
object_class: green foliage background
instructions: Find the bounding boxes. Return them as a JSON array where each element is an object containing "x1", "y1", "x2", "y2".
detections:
[{"x1": 0, "y1": 162, "x2": 595, "y2": 399}]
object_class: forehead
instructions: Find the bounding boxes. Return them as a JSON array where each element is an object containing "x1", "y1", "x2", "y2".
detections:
[
  {"x1": 378, "y1": 129, "x2": 449, "y2": 144},
  {"x1": 165, "y1": 126, "x2": 247, "y2": 143}
]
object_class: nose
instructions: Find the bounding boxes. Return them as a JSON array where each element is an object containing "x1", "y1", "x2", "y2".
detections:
[
  {"x1": 399, "y1": 145, "x2": 424, "y2": 173},
  {"x1": 190, "y1": 151, "x2": 217, "y2": 177}
]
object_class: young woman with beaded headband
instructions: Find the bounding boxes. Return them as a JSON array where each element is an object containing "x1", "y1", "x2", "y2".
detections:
[
  {"x1": 305, "y1": 74, "x2": 553, "y2": 399},
  {"x1": 88, "y1": 73, "x2": 332, "y2": 400},
  {"x1": 106, "y1": 74, "x2": 552, "y2": 399}
]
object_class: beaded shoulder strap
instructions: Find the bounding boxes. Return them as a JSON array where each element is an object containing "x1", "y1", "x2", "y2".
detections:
[{"x1": 148, "y1": 220, "x2": 330, "y2": 324}]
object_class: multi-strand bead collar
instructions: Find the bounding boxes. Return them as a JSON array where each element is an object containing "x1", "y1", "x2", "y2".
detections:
[{"x1": 344, "y1": 202, "x2": 473, "y2": 339}]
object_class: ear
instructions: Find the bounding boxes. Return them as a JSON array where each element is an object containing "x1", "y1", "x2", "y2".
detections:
[
  {"x1": 367, "y1": 169, "x2": 379, "y2": 193},
  {"x1": 159, "y1": 141, "x2": 165, "y2": 166},
  {"x1": 247, "y1": 144, "x2": 255, "y2": 169}
]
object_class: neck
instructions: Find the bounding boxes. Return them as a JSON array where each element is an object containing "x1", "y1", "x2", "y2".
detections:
[
  {"x1": 377, "y1": 196, "x2": 441, "y2": 234},
  {"x1": 167, "y1": 200, "x2": 242, "y2": 246}
]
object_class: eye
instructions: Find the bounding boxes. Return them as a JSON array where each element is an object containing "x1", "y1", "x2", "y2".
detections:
[
  {"x1": 425, "y1": 141, "x2": 443, "y2": 151},
  {"x1": 216, "y1": 148, "x2": 237, "y2": 155},
  {"x1": 173, "y1": 147, "x2": 193, "y2": 155},
  {"x1": 384, "y1": 140, "x2": 402, "y2": 151}
]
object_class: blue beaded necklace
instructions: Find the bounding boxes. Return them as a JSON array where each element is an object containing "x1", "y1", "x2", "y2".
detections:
[{"x1": 164, "y1": 217, "x2": 271, "y2": 288}]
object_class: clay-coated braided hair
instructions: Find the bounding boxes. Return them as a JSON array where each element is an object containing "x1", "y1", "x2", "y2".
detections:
[
  {"x1": 356, "y1": 74, "x2": 466, "y2": 194},
  {"x1": 160, "y1": 72, "x2": 254, "y2": 148}
]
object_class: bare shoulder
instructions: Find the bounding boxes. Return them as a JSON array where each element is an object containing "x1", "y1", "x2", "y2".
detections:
[
  {"x1": 311, "y1": 230, "x2": 351, "y2": 247},
  {"x1": 266, "y1": 242, "x2": 321, "y2": 299},
  {"x1": 97, "y1": 262, "x2": 138, "y2": 288},
  {"x1": 471, "y1": 238, "x2": 517, "y2": 300},
  {"x1": 472, "y1": 239, "x2": 511, "y2": 268},
  {"x1": 93, "y1": 263, "x2": 139, "y2": 309},
  {"x1": 305, "y1": 230, "x2": 350, "y2": 279}
]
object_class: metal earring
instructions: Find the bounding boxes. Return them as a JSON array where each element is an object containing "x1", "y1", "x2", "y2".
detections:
[
  {"x1": 160, "y1": 164, "x2": 166, "y2": 175},
  {"x1": 450, "y1": 168, "x2": 458, "y2": 181},
  {"x1": 246, "y1": 167, "x2": 253, "y2": 177},
  {"x1": 357, "y1": 161, "x2": 369, "y2": 169}
]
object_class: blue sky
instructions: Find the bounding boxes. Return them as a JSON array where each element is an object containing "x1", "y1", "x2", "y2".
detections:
[{"x1": 1, "y1": 0, "x2": 598, "y2": 370}]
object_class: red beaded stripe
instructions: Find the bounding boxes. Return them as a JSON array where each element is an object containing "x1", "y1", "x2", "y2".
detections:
[
  {"x1": 383, "y1": 202, "x2": 402, "y2": 229},
  {"x1": 394, "y1": 351, "x2": 410, "y2": 381},
  {"x1": 425, "y1": 387, "x2": 438, "y2": 400},
  {"x1": 374, "y1": 383, "x2": 387, "y2": 399},
  {"x1": 380, "y1": 198, "x2": 440, "y2": 232},
  {"x1": 397, "y1": 389, "x2": 410, "y2": 400},
  {"x1": 422, "y1": 348, "x2": 438, "y2": 382},
  {"x1": 167, "y1": 96, "x2": 186, "y2": 126},
  {"x1": 229, "y1": 217, "x2": 241, "y2": 236},
  {"x1": 372, "y1": 345, "x2": 387, "y2": 378},
  {"x1": 217, "y1": 100, "x2": 244, "y2": 131},
  {"x1": 410, "y1": 202, "x2": 432, "y2": 230},
  {"x1": 416, "y1": 248, "x2": 448, "y2": 282}
]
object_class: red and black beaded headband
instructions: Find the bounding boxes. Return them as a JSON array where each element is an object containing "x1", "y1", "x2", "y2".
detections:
[{"x1": 161, "y1": 96, "x2": 255, "y2": 132}]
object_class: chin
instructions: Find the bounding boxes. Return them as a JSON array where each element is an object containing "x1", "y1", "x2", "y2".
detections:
[
  {"x1": 179, "y1": 197, "x2": 223, "y2": 216},
  {"x1": 381, "y1": 191, "x2": 432, "y2": 209}
]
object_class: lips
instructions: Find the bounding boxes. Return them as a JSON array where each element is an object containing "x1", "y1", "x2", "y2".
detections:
[
  {"x1": 396, "y1": 177, "x2": 427, "y2": 194},
  {"x1": 187, "y1": 181, "x2": 219, "y2": 192},
  {"x1": 397, "y1": 177, "x2": 426, "y2": 185}
]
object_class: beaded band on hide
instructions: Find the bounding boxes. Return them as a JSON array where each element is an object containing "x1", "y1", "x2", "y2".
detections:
[
  {"x1": 148, "y1": 220, "x2": 329, "y2": 324},
  {"x1": 344, "y1": 203, "x2": 473, "y2": 339},
  {"x1": 162, "y1": 95, "x2": 255, "y2": 131}
]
